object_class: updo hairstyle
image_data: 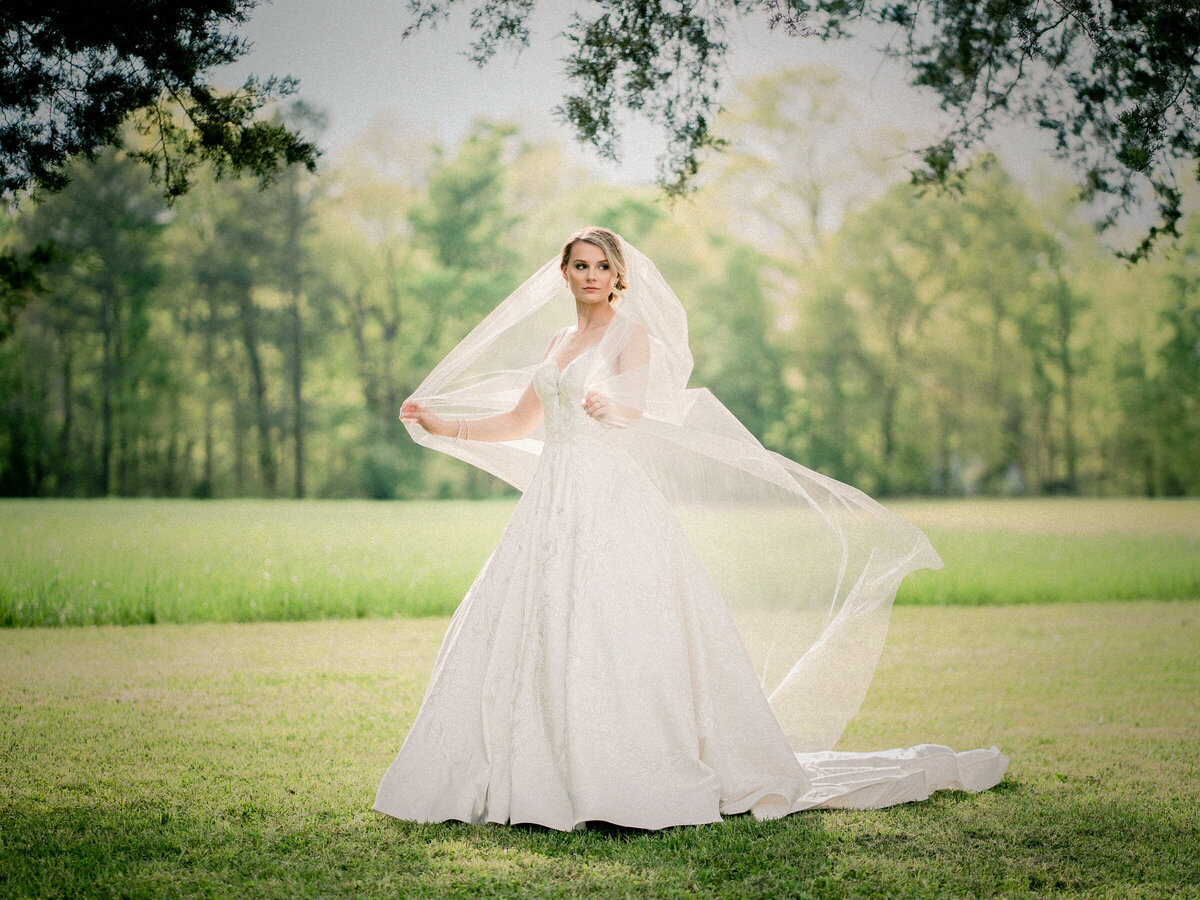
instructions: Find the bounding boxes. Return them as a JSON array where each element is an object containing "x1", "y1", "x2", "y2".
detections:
[{"x1": 559, "y1": 226, "x2": 628, "y2": 303}]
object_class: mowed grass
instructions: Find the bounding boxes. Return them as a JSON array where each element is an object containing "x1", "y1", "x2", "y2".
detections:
[
  {"x1": 2, "y1": 497, "x2": 1198, "y2": 627},
  {"x1": 895, "y1": 498, "x2": 1200, "y2": 606},
  {"x1": 0, "y1": 499, "x2": 514, "y2": 627},
  {"x1": 1, "y1": 601, "x2": 1196, "y2": 898}
]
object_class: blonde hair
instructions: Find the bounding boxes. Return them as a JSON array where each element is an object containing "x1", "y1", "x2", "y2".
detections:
[{"x1": 559, "y1": 227, "x2": 628, "y2": 303}]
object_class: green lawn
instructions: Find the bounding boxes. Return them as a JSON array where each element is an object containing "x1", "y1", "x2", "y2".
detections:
[
  {"x1": 1, "y1": 601, "x2": 1196, "y2": 898},
  {"x1": 2, "y1": 497, "x2": 1198, "y2": 895},
  {"x1": 3, "y1": 498, "x2": 1198, "y2": 627},
  {"x1": 0, "y1": 499, "x2": 514, "y2": 627},
  {"x1": 897, "y1": 498, "x2": 1200, "y2": 606}
]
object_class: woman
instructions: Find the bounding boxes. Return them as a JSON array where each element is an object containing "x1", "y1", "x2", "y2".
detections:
[{"x1": 374, "y1": 228, "x2": 1006, "y2": 830}]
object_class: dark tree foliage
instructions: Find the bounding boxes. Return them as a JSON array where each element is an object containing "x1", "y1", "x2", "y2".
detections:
[
  {"x1": 1, "y1": 0, "x2": 318, "y2": 201},
  {"x1": 404, "y1": 0, "x2": 1200, "y2": 259},
  {"x1": 0, "y1": 243, "x2": 48, "y2": 342},
  {"x1": 1, "y1": 1, "x2": 320, "y2": 342}
]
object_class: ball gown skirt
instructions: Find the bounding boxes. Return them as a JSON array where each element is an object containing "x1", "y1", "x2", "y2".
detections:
[{"x1": 373, "y1": 348, "x2": 1006, "y2": 830}]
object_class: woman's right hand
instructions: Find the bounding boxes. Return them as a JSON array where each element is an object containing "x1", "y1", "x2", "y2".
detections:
[{"x1": 399, "y1": 399, "x2": 449, "y2": 436}]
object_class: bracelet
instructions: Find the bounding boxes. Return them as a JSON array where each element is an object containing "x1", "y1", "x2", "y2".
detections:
[
  {"x1": 453, "y1": 418, "x2": 463, "y2": 443},
  {"x1": 464, "y1": 419, "x2": 470, "y2": 441}
]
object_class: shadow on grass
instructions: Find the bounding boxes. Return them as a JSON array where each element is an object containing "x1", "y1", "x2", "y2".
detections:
[{"x1": 2, "y1": 782, "x2": 1196, "y2": 898}]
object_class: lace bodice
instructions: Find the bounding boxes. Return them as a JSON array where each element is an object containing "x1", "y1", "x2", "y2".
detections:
[{"x1": 533, "y1": 346, "x2": 613, "y2": 448}]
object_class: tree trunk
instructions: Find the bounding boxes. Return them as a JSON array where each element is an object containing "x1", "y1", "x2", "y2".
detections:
[
  {"x1": 284, "y1": 187, "x2": 306, "y2": 499},
  {"x1": 289, "y1": 293, "x2": 305, "y2": 498},
  {"x1": 232, "y1": 392, "x2": 247, "y2": 495},
  {"x1": 346, "y1": 289, "x2": 381, "y2": 415},
  {"x1": 1059, "y1": 299, "x2": 1079, "y2": 493},
  {"x1": 201, "y1": 310, "x2": 216, "y2": 497},
  {"x1": 236, "y1": 289, "x2": 276, "y2": 495},
  {"x1": 379, "y1": 316, "x2": 400, "y2": 417},
  {"x1": 99, "y1": 293, "x2": 114, "y2": 495},
  {"x1": 57, "y1": 332, "x2": 74, "y2": 493}
]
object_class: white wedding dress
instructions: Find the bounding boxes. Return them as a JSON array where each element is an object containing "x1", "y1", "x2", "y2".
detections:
[{"x1": 372, "y1": 335, "x2": 1007, "y2": 829}]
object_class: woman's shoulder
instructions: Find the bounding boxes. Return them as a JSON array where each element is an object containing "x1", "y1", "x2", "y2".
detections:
[
  {"x1": 608, "y1": 308, "x2": 645, "y2": 337},
  {"x1": 607, "y1": 311, "x2": 650, "y2": 360}
]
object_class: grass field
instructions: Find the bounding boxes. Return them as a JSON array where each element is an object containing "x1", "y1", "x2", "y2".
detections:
[
  {"x1": 1, "y1": 601, "x2": 1196, "y2": 898},
  {"x1": 0, "y1": 499, "x2": 514, "y2": 627},
  {"x1": 898, "y1": 497, "x2": 1200, "y2": 606},
  {"x1": 3, "y1": 498, "x2": 1199, "y2": 627}
]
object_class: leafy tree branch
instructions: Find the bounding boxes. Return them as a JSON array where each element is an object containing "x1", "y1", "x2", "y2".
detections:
[
  {"x1": 1, "y1": 1, "x2": 319, "y2": 201},
  {"x1": 404, "y1": 0, "x2": 1199, "y2": 259}
]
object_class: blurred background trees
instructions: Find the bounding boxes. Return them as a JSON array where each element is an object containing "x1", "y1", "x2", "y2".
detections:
[
  {"x1": 404, "y1": 0, "x2": 1200, "y2": 259},
  {"x1": 1, "y1": 68, "x2": 1198, "y2": 499},
  {"x1": 1, "y1": 1, "x2": 319, "y2": 347}
]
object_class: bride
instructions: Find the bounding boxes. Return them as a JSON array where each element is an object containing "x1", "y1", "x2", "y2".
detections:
[{"x1": 373, "y1": 227, "x2": 1006, "y2": 830}]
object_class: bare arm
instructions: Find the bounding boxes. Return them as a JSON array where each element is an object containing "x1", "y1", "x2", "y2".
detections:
[
  {"x1": 401, "y1": 380, "x2": 544, "y2": 442},
  {"x1": 400, "y1": 331, "x2": 561, "y2": 441}
]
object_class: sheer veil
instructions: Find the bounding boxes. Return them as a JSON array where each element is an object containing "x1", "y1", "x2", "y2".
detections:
[{"x1": 404, "y1": 236, "x2": 944, "y2": 753}]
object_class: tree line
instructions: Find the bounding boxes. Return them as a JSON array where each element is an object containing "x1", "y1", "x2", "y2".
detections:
[{"x1": 1, "y1": 72, "x2": 1197, "y2": 499}]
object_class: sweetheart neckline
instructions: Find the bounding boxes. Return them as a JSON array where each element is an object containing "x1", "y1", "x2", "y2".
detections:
[{"x1": 552, "y1": 338, "x2": 600, "y2": 376}]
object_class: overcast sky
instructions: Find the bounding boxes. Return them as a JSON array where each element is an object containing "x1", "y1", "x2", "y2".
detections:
[{"x1": 219, "y1": 1, "x2": 1021, "y2": 186}]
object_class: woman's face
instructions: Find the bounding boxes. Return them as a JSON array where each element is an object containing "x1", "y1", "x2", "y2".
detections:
[{"x1": 562, "y1": 241, "x2": 613, "y2": 306}]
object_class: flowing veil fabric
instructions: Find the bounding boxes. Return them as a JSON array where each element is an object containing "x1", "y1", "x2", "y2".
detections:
[{"x1": 402, "y1": 238, "x2": 1007, "y2": 802}]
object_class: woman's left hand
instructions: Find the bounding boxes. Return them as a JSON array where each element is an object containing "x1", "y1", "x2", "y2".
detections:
[{"x1": 582, "y1": 390, "x2": 612, "y2": 422}]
